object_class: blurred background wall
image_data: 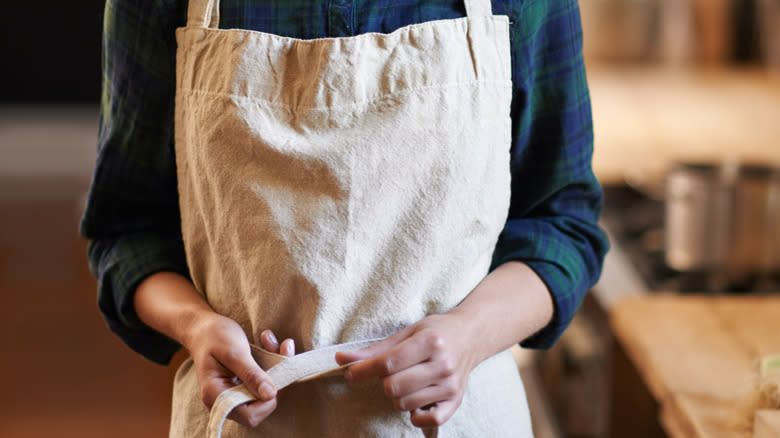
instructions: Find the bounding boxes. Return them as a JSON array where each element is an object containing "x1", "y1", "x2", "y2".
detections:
[
  {"x1": 581, "y1": 0, "x2": 780, "y2": 186},
  {"x1": 0, "y1": 1, "x2": 179, "y2": 437},
  {"x1": 581, "y1": 0, "x2": 778, "y2": 67},
  {"x1": 1, "y1": 1, "x2": 103, "y2": 102}
]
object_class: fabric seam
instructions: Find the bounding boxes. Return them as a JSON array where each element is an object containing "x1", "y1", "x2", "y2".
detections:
[{"x1": 176, "y1": 79, "x2": 512, "y2": 112}]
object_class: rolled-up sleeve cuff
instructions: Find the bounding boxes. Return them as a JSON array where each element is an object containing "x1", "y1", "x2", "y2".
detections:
[
  {"x1": 89, "y1": 234, "x2": 190, "y2": 365},
  {"x1": 517, "y1": 260, "x2": 576, "y2": 349},
  {"x1": 489, "y1": 218, "x2": 605, "y2": 350}
]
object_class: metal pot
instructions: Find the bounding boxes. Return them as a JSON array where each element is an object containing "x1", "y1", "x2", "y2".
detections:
[{"x1": 664, "y1": 162, "x2": 780, "y2": 277}]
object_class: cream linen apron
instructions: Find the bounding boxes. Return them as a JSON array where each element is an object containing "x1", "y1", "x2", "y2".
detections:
[{"x1": 172, "y1": 0, "x2": 533, "y2": 436}]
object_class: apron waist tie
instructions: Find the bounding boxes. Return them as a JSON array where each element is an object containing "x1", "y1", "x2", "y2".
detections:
[{"x1": 207, "y1": 337, "x2": 442, "y2": 438}]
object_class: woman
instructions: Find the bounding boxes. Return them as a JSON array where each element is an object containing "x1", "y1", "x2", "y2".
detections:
[{"x1": 81, "y1": 0, "x2": 608, "y2": 436}]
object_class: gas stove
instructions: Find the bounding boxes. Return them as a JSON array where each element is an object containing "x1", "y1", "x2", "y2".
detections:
[{"x1": 600, "y1": 184, "x2": 780, "y2": 294}]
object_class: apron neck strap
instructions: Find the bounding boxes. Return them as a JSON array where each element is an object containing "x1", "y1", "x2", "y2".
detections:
[
  {"x1": 187, "y1": 0, "x2": 220, "y2": 29},
  {"x1": 463, "y1": 0, "x2": 493, "y2": 17}
]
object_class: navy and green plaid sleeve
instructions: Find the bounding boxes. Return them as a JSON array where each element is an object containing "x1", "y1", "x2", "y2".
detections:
[
  {"x1": 81, "y1": 0, "x2": 608, "y2": 365},
  {"x1": 490, "y1": 0, "x2": 609, "y2": 349},
  {"x1": 80, "y1": 0, "x2": 188, "y2": 365}
]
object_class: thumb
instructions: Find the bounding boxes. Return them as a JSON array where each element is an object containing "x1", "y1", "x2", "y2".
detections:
[{"x1": 221, "y1": 349, "x2": 277, "y2": 402}]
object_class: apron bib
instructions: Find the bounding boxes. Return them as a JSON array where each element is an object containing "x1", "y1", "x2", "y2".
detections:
[{"x1": 172, "y1": 0, "x2": 532, "y2": 435}]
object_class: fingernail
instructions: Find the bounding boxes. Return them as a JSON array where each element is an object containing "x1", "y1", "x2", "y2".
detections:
[
  {"x1": 259, "y1": 381, "x2": 276, "y2": 401},
  {"x1": 267, "y1": 331, "x2": 279, "y2": 346},
  {"x1": 286, "y1": 339, "x2": 295, "y2": 354}
]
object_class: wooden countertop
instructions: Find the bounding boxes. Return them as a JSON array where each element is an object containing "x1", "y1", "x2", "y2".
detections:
[
  {"x1": 609, "y1": 293, "x2": 780, "y2": 438},
  {"x1": 589, "y1": 68, "x2": 780, "y2": 185}
]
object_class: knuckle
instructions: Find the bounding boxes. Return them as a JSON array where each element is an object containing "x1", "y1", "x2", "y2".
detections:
[
  {"x1": 439, "y1": 358, "x2": 456, "y2": 377},
  {"x1": 427, "y1": 335, "x2": 446, "y2": 355},
  {"x1": 380, "y1": 358, "x2": 395, "y2": 375},
  {"x1": 383, "y1": 378, "x2": 399, "y2": 398},
  {"x1": 243, "y1": 372, "x2": 263, "y2": 392},
  {"x1": 443, "y1": 380, "x2": 458, "y2": 398}
]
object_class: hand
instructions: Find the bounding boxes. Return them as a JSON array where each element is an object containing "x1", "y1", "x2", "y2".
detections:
[
  {"x1": 334, "y1": 314, "x2": 479, "y2": 428},
  {"x1": 185, "y1": 313, "x2": 296, "y2": 428}
]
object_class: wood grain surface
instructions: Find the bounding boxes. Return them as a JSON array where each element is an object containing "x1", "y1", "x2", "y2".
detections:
[{"x1": 610, "y1": 293, "x2": 780, "y2": 438}]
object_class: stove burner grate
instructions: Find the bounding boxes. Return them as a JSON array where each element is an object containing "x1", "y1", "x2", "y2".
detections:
[{"x1": 602, "y1": 185, "x2": 780, "y2": 293}]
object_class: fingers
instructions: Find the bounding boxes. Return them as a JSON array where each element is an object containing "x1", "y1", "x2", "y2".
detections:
[
  {"x1": 212, "y1": 329, "x2": 295, "y2": 429},
  {"x1": 335, "y1": 339, "x2": 394, "y2": 365},
  {"x1": 410, "y1": 398, "x2": 461, "y2": 428},
  {"x1": 335, "y1": 327, "x2": 412, "y2": 365},
  {"x1": 381, "y1": 361, "x2": 453, "y2": 401},
  {"x1": 260, "y1": 330, "x2": 296, "y2": 357},
  {"x1": 280, "y1": 338, "x2": 295, "y2": 356},
  {"x1": 189, "y1": 317, "x2": 287, "y2": 429},
  {"x1": 217, "y1": 345, "x2": 277, "y2": 402},
  {"x1": 260, "y1": 330, "x2": 280, "y2": 352},
  {"x1": 389, "y1": 381, "x2": 458, "y2": 412},
  {"x1": 227, "y1": 397, "x2": 279, "y2": 428},
  {"x1": 344, "y1": 333, "x2": 431, "y2": 381},
  {"x1": 336, "y1": 317, "x2": 470, "y2": 429}
]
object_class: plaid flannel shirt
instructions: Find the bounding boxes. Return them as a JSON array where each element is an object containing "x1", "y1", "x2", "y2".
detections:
[{"x1": 81, "y1": 0, "x2": 609, "y2": 365}]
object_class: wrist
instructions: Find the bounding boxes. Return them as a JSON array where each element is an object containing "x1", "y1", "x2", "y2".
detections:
[
  {"x1": 176, "y1": 305, "x2": 218, "y2": 352},
  {"x1": 134, "y1": 271, "x2": 217, "y2": 350},
  {"x1": 446, "y1": 262, "x2": 555, "y2": 363},
  {"x1": 444, "y1": 306, "x2": 492, "y2": 368}
]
